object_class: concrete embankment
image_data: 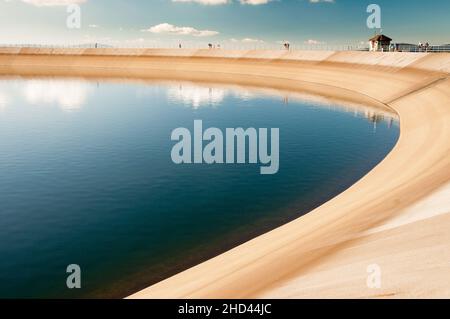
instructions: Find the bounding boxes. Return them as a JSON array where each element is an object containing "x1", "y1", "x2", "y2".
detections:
[{"x1": 1, "y1": 48, "x2": 449, "y2": 298}]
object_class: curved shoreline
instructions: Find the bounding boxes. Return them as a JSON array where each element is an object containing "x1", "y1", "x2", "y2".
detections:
[{"x1": 1, "y1": 49, "x2": 449, "y2": 298}]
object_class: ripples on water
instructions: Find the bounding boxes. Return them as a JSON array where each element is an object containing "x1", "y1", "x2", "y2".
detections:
[{"x1": 0, "y1": 78, "x2": 399, "y2": 298}]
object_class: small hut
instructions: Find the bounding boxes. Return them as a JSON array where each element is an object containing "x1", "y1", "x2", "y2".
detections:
[{"x1": 369, "y1": 34, "x2": 392, "y2": 52}]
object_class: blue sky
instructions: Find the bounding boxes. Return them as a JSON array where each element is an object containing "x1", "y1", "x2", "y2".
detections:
[{"x1": 0, "y1": 0, "x2": 449, "y2": 47}]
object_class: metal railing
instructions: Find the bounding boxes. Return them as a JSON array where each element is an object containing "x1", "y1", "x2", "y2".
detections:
[
  {"x1": 0, "y1": 43, "x2": 371, "y2": 51},
  {"x1": 1, "y1": 43, "x2": 449, "y2": 52},
  {"x1": 399, "y1": 46, "x2": 450, "y2": 53},
  {"x1": 374, "y1": 44, "x2": 450, "y2": 53}
]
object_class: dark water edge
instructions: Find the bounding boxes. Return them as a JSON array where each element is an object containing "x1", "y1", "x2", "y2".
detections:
[{"x1": 91, "y1": 144, "x2": 396, "y2": 299}]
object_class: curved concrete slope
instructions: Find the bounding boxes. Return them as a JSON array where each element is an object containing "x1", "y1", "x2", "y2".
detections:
[{"x1": 0, "y1": 49, "x2": 449, "y2": 298}]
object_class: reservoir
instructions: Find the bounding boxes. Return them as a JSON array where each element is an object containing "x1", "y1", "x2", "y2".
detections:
[{"x1": 0, "y1": 77, "x2": 399, "y2": 298}]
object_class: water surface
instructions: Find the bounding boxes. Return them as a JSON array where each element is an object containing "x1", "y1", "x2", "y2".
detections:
[{"x1": 0, "y1": 78, "x2": 399, "y2": 298}]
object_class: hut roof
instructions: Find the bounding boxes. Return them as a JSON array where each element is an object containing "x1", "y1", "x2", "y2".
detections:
[{"x1": 370, "y1": 34, "x2": 393, "y2": 42}]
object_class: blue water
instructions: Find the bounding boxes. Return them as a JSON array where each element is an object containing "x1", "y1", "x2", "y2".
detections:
[{"x1": 0, "y1": 78, "x2": 399, "y2": 298}]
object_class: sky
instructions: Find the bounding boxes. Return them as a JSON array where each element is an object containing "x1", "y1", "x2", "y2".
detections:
[{"x1": 0, "y1": 0, "x2": 449, "y2": 48}]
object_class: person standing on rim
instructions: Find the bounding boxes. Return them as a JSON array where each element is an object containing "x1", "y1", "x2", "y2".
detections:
[{"x1": 284, "y1": 41, "x2": 290, "y2": 50}]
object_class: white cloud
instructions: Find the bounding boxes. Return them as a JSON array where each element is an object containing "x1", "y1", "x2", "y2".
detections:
[
  {"x1": 305, "y1": 39, "x2": 324, "y2": 45},
  {"x1": 24, "y1": 80, "x2": 90, "y2": 112},
  {"x1": 6, "y1": 0, "x2": 87, "y2": 6},
  {"x1": 171, "y1": 0, "x2": 273, "y2": 5},
  {"x1": 143, "y1": 23, "x2": 219, "y2": 37},
  {"x1": 0, "y1": 91, "x2": 9, "y2": 112},
  {"x1": 309, "y1": 0, "x2": 334, "y2": 3},
  {"x1": 172, "y1": 0, "x2": 229, "y2": 4},
  {"x1": 239, "y1": 0, "x2": 272, "y2": 4},
  {"x1": 231, "y1": 37, "x2": 265, "y2": 43},
  {"x1": 242, "y1": 37, "x2": 264, "y2": 43},
  {"x1": 167, "y1": 85, "x2": 226, "y2": 109}
]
